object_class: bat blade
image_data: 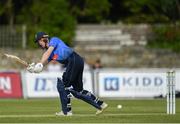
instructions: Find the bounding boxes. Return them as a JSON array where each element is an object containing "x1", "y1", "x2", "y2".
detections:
[{"x1": 4, "y1": 53, "x2": 29, "y2": 67}]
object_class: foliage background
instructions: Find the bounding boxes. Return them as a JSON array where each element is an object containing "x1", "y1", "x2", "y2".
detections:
[{"x1": 0, "y1": 0, "x2": 180, "y2": 50}]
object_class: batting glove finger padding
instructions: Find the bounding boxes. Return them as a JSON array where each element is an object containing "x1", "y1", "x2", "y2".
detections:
[
  {"x1": 27, "y1": 63, "x2": 35, "y2": 73},
  {"x1": 33, "y1": 63, "x2": 43, "y2": 73}
]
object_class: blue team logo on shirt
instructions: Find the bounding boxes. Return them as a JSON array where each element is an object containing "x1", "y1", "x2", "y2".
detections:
[
  {"x1": 104, "y1": 77, "x2": 119, "y2": 91},
  {"x1": 52, "y1": 54, "x2": 58, "y2": 60}
]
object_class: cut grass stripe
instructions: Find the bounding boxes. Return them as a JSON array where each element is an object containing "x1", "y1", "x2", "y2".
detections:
[{"x1": 0, "y1": 113, "x2": 166, "y2": 118}]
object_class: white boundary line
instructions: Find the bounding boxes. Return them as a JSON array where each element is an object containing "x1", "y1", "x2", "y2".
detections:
[{"x1": 0, "y1": 113, "x2": 166, "y2": 118}]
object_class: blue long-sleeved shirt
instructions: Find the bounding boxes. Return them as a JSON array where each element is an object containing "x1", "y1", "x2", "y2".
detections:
[{"x1": 48, "y1": 37, "x2": 73, "y2": 64}]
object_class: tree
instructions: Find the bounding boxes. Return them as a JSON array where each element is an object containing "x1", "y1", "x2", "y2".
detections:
[
  {"x1": 123, "y1": 0, "x2": 180, "y2": 23},
  {"x1": 160, "y1": 0, "x2": 180, "y2": 23},
  {"x1": 0, "y1": 0, "x2": 14, "y2": 26},
  {"x1": 107, "y1": 0, "x2": 128, "y2": 23},
  {"x1": 17, "y1": 0, "x2": 76, "y2": 47},
  {"x1": 69, "y1": 0, "x2": 110, "y2": 23}
]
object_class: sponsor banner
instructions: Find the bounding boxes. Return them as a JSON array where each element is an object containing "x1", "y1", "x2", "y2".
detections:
[
  {"x1": 98, "y1": 71, "x2": 168, "y2": 97},
  {"x1": 24, "y1": 71, "x2": 93, "y2": 98},
  {"x1": 25, "y1": 72, "x2": 59, "y2": 98},
  {"x1": 0, "y1": 72, "x2": 22, "y2": 98}
]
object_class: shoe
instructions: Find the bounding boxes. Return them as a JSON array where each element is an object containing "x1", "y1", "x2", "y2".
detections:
[
  {"x1": 55, "y1": 111, "x2": 73, "y2": 116},
  {"x1": 96, "y1": 102, "x2": 108, "y2": 115}
]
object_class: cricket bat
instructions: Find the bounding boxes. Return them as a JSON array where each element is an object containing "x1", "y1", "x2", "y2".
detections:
[{"x1": 4, "y1": 53, "x2": 29, "y2": 67}]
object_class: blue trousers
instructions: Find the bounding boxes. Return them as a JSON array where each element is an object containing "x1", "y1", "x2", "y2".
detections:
[
  {"x1": 57, "y1": 52, "x2": 103, "y2": 114},
  {"x1": 62, "y1": 52, "x2": 84, "y2": 91}
]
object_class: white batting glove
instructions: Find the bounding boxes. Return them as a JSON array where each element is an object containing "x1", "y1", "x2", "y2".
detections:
[
  {"x1": 33, "y1": 63, "x2": 43, "y2": 73},
  {"x1": 27, "y1": 63, "x2": 35, "y2": 73}
]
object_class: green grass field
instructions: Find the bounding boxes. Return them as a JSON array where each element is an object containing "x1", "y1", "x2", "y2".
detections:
[{"x1": 0, "y1": 98, "x2": 179, "y2": 123}]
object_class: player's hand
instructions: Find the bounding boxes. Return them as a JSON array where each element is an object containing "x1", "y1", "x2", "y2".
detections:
[
  {"x1": 27, "y1": 63, "x2": 35, "y2": 73},
  {"x1": 33, "y1": 63, "x2": 43, "y2": 73},
  {"x1": 27, "y1": 63, "x2": 43, "y2": 73}
]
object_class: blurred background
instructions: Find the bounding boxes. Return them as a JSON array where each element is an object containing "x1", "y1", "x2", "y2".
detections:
[
  {"x1": 0, "y1": 0, "x2": 180, "y2": 69},
  {"x1": 0, "y1": 0, "x2": 180, "y2": 99}
]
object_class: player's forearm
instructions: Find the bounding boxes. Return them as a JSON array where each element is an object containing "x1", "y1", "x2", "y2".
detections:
[
  {"x1": 40, "y1": 52, "x2": 50, "y2": 65},
  {"x1": 40, "y1": 46, "x2": 54, "y2": 65}
]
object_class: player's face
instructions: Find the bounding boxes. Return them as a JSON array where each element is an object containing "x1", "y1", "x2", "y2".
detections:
[{"x1": 38, "y1": 38, "x2": 48, "y2": 49}]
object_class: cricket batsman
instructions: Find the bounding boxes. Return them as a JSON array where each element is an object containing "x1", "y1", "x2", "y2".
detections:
[{"x1": 27, "y1": 32, "x2": 108, "y2": 116}]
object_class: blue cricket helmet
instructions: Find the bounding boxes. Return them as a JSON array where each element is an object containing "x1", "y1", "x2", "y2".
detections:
[{"x1": 35, "y1": 32, "x2": 49, "y2": 43}]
